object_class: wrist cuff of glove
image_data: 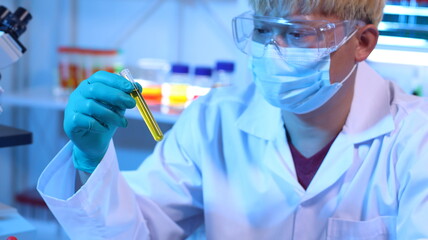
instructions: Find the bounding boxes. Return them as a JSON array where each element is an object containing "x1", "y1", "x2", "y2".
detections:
[{"x1": 72, "y1": 147, "x2": 103, "y2": 173}]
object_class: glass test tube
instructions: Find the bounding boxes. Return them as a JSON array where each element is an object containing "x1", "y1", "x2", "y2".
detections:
[{"x1": 120, "y1": 69, "x2": 164, "y2": 141}]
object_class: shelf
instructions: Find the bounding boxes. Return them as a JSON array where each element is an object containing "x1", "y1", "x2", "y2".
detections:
[
  {"x1": 377, "y1": 35, "x2": 428, "y2": 49},
  {"x1": 379, "y1": 22, "x2": 428, "y2": 32},
  {"x1": 384, "y1": 5, "x2": 428, "y2": 17},
  {"x1": 0, "y1": 202, "x2": 36, "y2": 239},
  {"x1": 368, "y1": 46, "x2": 428, "y2": 66},
  {"x1": 1, "y1": 87, "x2": 180, "y2": 125}
]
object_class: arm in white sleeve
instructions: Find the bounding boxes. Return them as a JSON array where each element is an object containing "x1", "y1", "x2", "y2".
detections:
[
  {"x1": 37, "y1": 141, "x2": 153, "y2": 239},
  {"x1": 37, "y1": 103, "x2": 205, "y2": 240}
]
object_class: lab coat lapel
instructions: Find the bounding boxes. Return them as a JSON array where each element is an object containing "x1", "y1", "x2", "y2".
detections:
[
  {"x1": 302, "y1": 133, "x2": 354, "y2": 201},
  {"x1": 302, "y1": 62, "x2": 395, "y2": 201},
  {"x1": 236, "y1": 86, "x2": 304, "y2": 196},
  {"x1": 265, "y1": 132, "x2": 305, "y2": 197},
  {"x1": 236, "y1": 85, "x2": 284, "y2": 140}
]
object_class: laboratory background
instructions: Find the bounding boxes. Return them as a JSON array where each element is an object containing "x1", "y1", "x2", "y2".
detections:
[{"x1": 0, "y1": 0, "x2": 427, "y2": 239}]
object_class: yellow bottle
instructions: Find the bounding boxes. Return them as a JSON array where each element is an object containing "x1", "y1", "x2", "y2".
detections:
[{"x1": 162, "y1": 64, "x2": 190, "y2": 109}]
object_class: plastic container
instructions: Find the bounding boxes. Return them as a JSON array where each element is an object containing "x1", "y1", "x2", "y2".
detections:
[
  {"x1": 56, "y1": 47, "x2": 122, "y2": 96},
  {"x1": 137, "y1": 58, "x2": 170, "y2": 105},
  {"x1": 58, "y1": 47, "x2": 79, "y2": 91},
  {"x1": 91, "y1": 49, "x2": 118, "y2": 74},
  {"x1": 214, "y1": 61, "x2": 235, "y2": 87},
  {"x1": 79, "y1": 48, "x2": 93, "y2": 82},
  {"x1": 190, "y1": 66, "x2": 213, "y2": 99},
  {"x1": 58, "y1": 47, "x2": 70, "y2": 90},
  {"x1": 162, "y1": 64, "x2": 190, "y2": 109}
]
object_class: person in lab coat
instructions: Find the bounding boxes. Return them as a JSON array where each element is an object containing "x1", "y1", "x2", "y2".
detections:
[{"x1": 38, "y1": 0, "x2": 428, "y2": 239}]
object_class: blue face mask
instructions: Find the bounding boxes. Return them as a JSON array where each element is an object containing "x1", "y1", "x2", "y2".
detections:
[{"x1": 251, "y1": 42, "x2": 357, "y2": 114}]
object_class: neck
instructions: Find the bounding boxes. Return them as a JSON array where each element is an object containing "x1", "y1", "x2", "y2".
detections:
[{"x1": 282, "y1": 72, "x2": 356, "y2": 158}]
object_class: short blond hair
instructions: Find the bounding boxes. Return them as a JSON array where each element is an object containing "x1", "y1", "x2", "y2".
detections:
[{"x1": 248, "y1": 0, "x2": 385, "y2": 26}]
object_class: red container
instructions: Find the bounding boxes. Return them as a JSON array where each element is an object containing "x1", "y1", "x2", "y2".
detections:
[
  {"x1": 58, "y1": 47, "x2": 121, "y2": 92},
  {"x1": 58, "y1": 47, "x2": 80, "y2": 89}
]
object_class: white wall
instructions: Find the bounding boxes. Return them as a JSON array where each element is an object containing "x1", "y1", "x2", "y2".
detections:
[{"x1": 73, "y1": 0, "x2": 250, "y2": 80}]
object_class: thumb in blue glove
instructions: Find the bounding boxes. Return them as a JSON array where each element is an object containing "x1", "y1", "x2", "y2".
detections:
[{"x1": 64, "y1": 71, "x2": 138, "y2": 173}]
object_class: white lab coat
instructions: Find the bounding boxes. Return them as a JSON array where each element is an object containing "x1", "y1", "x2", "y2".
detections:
[{"x1": 38, "y1": 62, "x2": 428, "y2": 240}]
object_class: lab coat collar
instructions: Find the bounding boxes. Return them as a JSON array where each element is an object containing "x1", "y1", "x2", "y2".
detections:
[
  {"x1": 237, "y1": 61, "x2": 395, "y2": 144},
  {"x1": 236, "y1": 85, "x2": 284, "y2": 141},
  {"x1": 342, "y1": 61, "x2": 395, "y2": 144}
]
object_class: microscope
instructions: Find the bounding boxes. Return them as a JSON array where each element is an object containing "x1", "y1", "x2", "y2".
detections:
[
  {"x1": 0, "y1": 5, "x2": 32, "y2": 148},
  {"x1": 0, "y1": 5, "x2": 31, "y2": 112},
  {"x1": 0, "y1": 5, "x2": 32, "y2": 69}
]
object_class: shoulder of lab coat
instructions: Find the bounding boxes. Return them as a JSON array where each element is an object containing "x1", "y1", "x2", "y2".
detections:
[
  {"x1": 389, "y1": 86, "x2": 428, "y2": 238},
  {"x1": 343, "y1": 62, "x2": 428, "y2": 239},
  {"x1": 354, "y1": 62, "x2": 428, "y2": 238},
  {"x1": 395, "y1": 115, "x2": 428, "y2": 238}
]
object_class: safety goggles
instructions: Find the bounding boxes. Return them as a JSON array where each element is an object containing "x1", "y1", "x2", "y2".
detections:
[{"x1": 232, "y1": 11, "x2": 365, "y2": 59}]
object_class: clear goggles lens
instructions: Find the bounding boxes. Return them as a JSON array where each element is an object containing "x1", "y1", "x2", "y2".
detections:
[{"x1": 232, "y1": 11, "x2": 364, "y2": 59}]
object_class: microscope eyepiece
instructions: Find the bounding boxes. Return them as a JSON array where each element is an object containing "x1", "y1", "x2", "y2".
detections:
[
  {"x1": 0, "y1": 6, "x2": 32, "y2": 39},
  {"x1": 0, "y1": 6, "x2": 11, "y2": 23}
]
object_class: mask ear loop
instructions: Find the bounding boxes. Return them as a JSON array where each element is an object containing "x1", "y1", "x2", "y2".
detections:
[{"x1": 337, "y1": 63, "x2": 358, "y2": 86}]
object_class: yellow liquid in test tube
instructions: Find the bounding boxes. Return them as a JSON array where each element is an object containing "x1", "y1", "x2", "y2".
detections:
[{"x1": 120, "y1": 69, "x2": 163, "y2": 141}]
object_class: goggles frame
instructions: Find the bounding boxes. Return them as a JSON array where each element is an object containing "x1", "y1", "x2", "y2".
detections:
[{"x1": 232, "y1": 11, "x2": 365, "y2": 59}]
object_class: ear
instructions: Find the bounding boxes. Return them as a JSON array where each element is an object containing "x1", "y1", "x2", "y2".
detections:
[{"x1": 355, "y1": 24, "x2": 379, "y2": 62}]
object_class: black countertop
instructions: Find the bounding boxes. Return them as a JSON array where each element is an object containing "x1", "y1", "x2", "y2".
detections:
[{"x1": 0, "y1": 125, "x2": 32, "y2": 148}]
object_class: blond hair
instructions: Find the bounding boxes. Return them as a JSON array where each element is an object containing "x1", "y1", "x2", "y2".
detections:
[{"x1": 248, "y1": 0, "x2": 385, "y2": 26}]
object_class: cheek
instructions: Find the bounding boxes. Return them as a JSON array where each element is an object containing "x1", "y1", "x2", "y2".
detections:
[{"x1": 329, "y1": 40, "x2": 357, "y2": 83}]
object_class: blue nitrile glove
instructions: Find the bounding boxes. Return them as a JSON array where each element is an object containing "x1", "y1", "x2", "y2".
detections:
[{"x1": 64, "y1": 71, "x2": 139, "y2": 173}]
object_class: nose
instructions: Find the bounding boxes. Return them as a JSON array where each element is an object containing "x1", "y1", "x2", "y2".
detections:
[{"x1": 272, "y1": 33, "x2": 288, "y2": 47}]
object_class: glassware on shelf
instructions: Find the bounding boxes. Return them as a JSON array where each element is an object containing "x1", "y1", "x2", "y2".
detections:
[
  {"x1": 58, "y1": 47, "x2": 79, "y2": 94},
  {"x1": 189, "y1": 66, "x2": 213, "y2": 100},
  {"x1": 134, "y1": 58, "x2": 170, "y2": 106},
  {"x1": 161, "y1": 64, "x2": 190, "y2": 111},
  {"x1": 213, "y1": 61, "x2": 235, "y2": 87},
  {"x1": 56, "y1": 47, "x2": 121, "y2": 96}
]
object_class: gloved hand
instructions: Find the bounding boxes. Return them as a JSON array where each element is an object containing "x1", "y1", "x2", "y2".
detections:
[{"x1": 64, "y1": 71, "x2": 139, "y2": 173}]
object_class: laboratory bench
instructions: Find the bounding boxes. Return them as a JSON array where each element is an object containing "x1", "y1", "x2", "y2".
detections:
[
  {"x1": 0, "y1": 202, "x2": 36, "y2": 240},
  {"x1": 0, "y1": 125, "x2": 32, "y2": 148},
  {"x1": 0, "y1": 115, "x2": 35, "y2": 239}
]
